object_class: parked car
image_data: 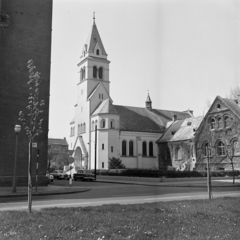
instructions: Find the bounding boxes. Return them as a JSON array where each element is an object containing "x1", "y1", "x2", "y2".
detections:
[
  {"x1": 51, "y1": 170, "x2": 68, "y2": 180},
  {"x1": 73, "y1": 170, "x2": 95, "y2": 181},
  {"x1": 46, "y1": 172, "x2": 54, "y2": 183}
]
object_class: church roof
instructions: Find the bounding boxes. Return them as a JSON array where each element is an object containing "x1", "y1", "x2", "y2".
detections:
[
  {"x1": 85, "y1": 20, "x2": 107, "y2": 56},
  {"x1": 145, "y1": 93, "x2": 152, "y2": 103},
  {"x1": 113, "y1": 105, "x2": 191, "y2": 133},
  {"x1": 92, "y1": 99, "x2": 118, "y2": 115}
]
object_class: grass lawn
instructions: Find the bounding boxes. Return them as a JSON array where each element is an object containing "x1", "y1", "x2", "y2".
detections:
[{"x1": 0, "y1": 197, "x2": 240, "y2": 240}]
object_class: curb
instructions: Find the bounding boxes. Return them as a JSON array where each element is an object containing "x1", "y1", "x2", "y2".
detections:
[
  {"x1": 0, "y1": 188, "x2": 90, "y2": 198},
  {"x1": 96, "y1": 180, "x2": 240, "y2": 188}
]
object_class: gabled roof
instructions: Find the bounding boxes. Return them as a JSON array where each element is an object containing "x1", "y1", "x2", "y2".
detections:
[
  {"x1": 92, "y1": 99, "x2": 118, "y2": 115},
  {"x1": 84, "y1": 21, "x2": 107, "y2": 56},
  {"x1": 196, "y1": 96, "x2": 240, "y2": 137},
  {"x1": 157, "y1": 116, "x2": 203, "y2": 143},
  {"x1": 48, "y1": 138, "x2": 68, "y2": 146},
  {"x1": 87, "y1": 82, "x2": 112, "y2": 101},
  {"x1": 221, "y1": 97, "x2": 240, "y2": 119}
]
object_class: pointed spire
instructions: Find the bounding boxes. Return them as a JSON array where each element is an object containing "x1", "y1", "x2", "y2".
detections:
[
  {"x1": 93, "y1": 12, "x2": 95, "y2": 25},
  {"x1": 145, "y1": 91, "x2": 152, "y2": 110}
]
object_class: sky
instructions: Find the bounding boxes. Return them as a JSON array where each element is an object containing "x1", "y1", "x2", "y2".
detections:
[{"x1": 49, "y1": 0, "x2": 240, "y2": 140}]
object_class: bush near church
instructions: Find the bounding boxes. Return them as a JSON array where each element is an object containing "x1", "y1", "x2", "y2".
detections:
[{"x1": 97, "y1": 168, "x2": 239, "y2": 178}]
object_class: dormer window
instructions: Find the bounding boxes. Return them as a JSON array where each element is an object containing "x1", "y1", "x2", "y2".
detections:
[{"x1": 96, "y1": 49, "x2": 100, "y2": 55}]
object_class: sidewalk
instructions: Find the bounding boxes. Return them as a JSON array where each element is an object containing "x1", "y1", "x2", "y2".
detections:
[
  {"x1": 0, "y1": 184, "x2": 90, "y2": 198},
  {"x1": 96, "y1": 175, "x2": 240, "y2": 188}
]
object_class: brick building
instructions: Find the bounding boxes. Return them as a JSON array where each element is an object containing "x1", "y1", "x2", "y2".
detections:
[
  {"x1": 195, "y1": 96, "x2": 240, "y2": 171},
  {"x1": 0, "y1": 0, "x2": 52, "y2": 186},
  {"x1": 48, "y1": 138, "x2": 69, "y2": 154}
]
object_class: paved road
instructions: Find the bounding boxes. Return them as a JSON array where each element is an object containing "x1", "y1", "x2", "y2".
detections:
[{"x1": 0, "y1": 180, "x2": 239, "y2": 211}]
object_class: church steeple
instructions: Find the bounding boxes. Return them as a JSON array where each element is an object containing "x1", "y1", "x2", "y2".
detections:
[
  {"x1": 80, "y1": 15, "x2": 107, "y2": 59},
  {"x1": 145, "y1": 92, "x2": 152, "y2": 110}
]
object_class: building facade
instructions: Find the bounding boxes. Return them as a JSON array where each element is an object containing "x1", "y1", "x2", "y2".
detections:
[
  {"x1": 195, "y1": 96, "x2": 240, "y2": 171},
  {"x1": 157, "y1": 116, "x2": 203, "y2": 171},
  {"x1": 69, "y1": 18, "x2": 192, "y2": 172},
  {"x1": 0, "y1": 0, "x2": 52, "y2": 186}
]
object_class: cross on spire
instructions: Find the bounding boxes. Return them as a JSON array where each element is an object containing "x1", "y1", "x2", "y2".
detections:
[{"x1": 93, "y1": 12, "x2": 95, "y2": 23}]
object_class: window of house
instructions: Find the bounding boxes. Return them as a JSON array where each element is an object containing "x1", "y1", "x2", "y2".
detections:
[
  {"x1": 96, "y1": 49, "x2": 100, "y2": 55},
  {"x1": 217, "y1": 117, "x2": 223, "y2": 129},
  {"x1": 83, "y1": 123, "x2": 86, "y2": 132},
  {"x1": 78, "y1": 124, "x2": 80, "y2": 134},
  {"x1": 73, "y1": 127, "x2": 75, "y2": 136},
  {"x1": 122, "y1": 140, "x2": 127, "y2": 156},
  {"x1": 203, "y1": 142, "x2": 211, "y2": 157},
  {"x1": 175, "y1": 146, "x2": 182, "y2": 160},
  {"x1": 95, "y1": 120, "x2": 98, "y2": 128},
  {"x1": 111, "y1": 146, "x2": 113, "y2": 153},
  {"x1": 102, "y1": 162, "x2": 104, "y2": 168},
  {"x1": 93, "y1": 66, "x2": 97, "y2": 78},
  {"x1": 101, "y1": 119, "x2": 106, "y2": 128},
  {"x1": 110, "y1": 120, "x2": 115, "y2": 128},
  {"x1": 142, "y1": 141, "x2": 147, "y2": 156},
  {"x1": 217, "y1": 141, "x2": 226, "y2": 156},
  {"x1": 224, "y1": 116, "x2": 231, "y2": 128},
  {"x1": 92, "y1": 121, "x2": 94, "y2": 131},
  {"x1": 102, "y1": 144, "x2": 104, "y2": 150},
  {"x1": 210, "y1": 118, "x2": 216, "y2": 130},
  {"x1": 82, "y1": 67, "x2": 85, "y2": 80},
  {"x1": 149, "y1": 142, "x2": 153, "y2": 156},
  {"x1": 80, "y1": 124, "x2": 82, "y2": 133},
  {"x1": 129, "y1": 141, "x2": 134, "y2": 156},
  {"x1": 99, "y1": 67, "x2": 103, "y2": 79}
]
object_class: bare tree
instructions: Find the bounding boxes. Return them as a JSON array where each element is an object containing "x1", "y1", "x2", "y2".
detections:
[
  {"x1": 229, "y1": 85, "x2": 240, "y2": 100},
  {"x1": 18, "y1": 60, "x2": 45, "y2": 213}
]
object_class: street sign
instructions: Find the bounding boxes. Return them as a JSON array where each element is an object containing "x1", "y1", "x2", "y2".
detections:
[{"x1": 32, "y1": 143, "x2": 37, "y2": 148}]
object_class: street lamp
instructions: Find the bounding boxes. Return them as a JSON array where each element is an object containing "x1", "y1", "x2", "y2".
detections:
[{"x1": 12, "y1": 125, "x2": 21, "y2": 193}]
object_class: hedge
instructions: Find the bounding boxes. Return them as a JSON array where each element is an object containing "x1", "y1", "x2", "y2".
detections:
[{"x1": 96, "y1": 169, "x2": 240, "y2": 178}]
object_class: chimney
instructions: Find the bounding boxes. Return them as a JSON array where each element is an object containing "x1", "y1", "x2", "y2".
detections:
[{"x1": 172, "y1": 114, "x2": 177, "y2": 122}]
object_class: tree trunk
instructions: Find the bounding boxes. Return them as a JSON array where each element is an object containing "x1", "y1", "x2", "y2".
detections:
[{"x1": 28, "y1": 140, "x2": 32, "y2": 213}]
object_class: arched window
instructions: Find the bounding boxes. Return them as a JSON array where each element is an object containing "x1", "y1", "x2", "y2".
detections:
[
  {"x1": 95, "y1": 120, "x2": 98, "y2": 128},
  {"x1": 203, "y1": 142, "x2": 211, "y2": 157},
  {"x1": 92, "y1": 121, "x2": 94, "y2": 131},
  {"x1": 210, "y1": 118, "x2": 215, "y2": 130},
  {"x1": 129, "y1": 141, "x2": 134, "y2": 156},
  {"x1": 96, "y1": 49, "x2": 100, "y2": 55},
  {"x1": 142, "y1": 142, "x2": 147, "y2": 156},
  {"x1": 82, "y1": 67, "x2": 85, "y2": 80},
  {"x1": 99, "y1": 67, "x2": 103, "y2": 79},
  {"x1": 175, "y1": 146, "x2": 182, "y2": 160},
  {"x1": 149, "y1": 142, "x2": 153, "y2": 156},
  {"x1": 101, "y1": 119, "x2": 106, "y2": 128},
  {"x1": 80, "y1": 124, "x2": 82, "y2": 133},
  {"x1": 224, "y1": 116, "x2": 231, "y2": 128},
  {"x1": 217, "y1": 117, "x2": 223, "y2": 129},
  {"x1": 122, "y1": 140, "x2": 127, "y2": 156},
  {"x1": 217, "y1": 141, "x2": 225, "y2": 156},
  {"x1": 93, "y1": 66, "x2": 97, "y2": 78},
  {"x1": 110, "y1": 119, "x2": 115, "y2": 128},
  {"x1": 78, "y1": 124, "x2": 80, "y2": 134},
  {"x1": 83, "y1": 123, "x2": 86, "y2": 132}
]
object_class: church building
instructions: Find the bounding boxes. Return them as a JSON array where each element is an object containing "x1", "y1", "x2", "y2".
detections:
[{"x1": 69, "y1": 17, "x2": 192, "y2": 172}]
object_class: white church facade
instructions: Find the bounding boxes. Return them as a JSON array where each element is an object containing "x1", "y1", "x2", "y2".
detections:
[{"x1": 68, "y1": 18, "x2": 192, "y2": 172}]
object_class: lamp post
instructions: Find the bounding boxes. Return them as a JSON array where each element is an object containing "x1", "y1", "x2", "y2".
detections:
[
  {"x1": 12, "y1": 125, "x2": 21, "y2": 193},
  {"x1": 94, "y1": 125, "x2": 97, "y2": 180}
]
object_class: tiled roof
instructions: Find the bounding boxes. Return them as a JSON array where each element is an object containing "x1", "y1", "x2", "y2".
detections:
[
  {"x1": 92, "y1": 99, "x2": 118, "y2": 115},
  {"x1": 113, "y1": 105, "x2": 191, "y2": 133},
  {"x1": 170, "y1": 116, "x2": 203, "y2": 142},
  {"x1": 157, "y1": 116, "x2": 203, "y2": 143},
  {"x1": 48, "y1": 138, "x2": 68, "y2": 146},
  {"x1": 221, "y1": 97, "x2": 240, "y2": 119}
]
